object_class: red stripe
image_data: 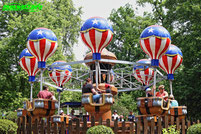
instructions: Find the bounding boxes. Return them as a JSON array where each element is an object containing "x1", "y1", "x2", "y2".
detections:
[
  {"x1": 170, "y1": 56, "x2": 177, "y2": 74},
  {"x1": 49, "y1": 72, "x2": 57, "y2": 85},
  {"x1": 171, "y1": 56, "x2": 183, "y2": 74},
  {"x1": 158, "y1": 38, "x2": 171, "y2": 58},
  {"x1": 163, "y1": 55, "x2": 169, "y2": 74},
  {"x1": 44, "y1": 41, "x2": 56, "y2": 61},
  {"x1": 135, "y1": 70, "x2": 143, "y2": 84},
  {"x1": 29, "y1": 41, "x2": 39, "y2": 60},
  {"x1": 89, "y1": 29, "x2": 96, "y2": 53},
  {"x1": 155, "y1": 38, "x2": 161, "y2": 59},
  {"x1": 144, "y1": 39, "x2": 153, "y2": 59},
  {"x1": 98, "y1": 30, "x2": 108, "y2": 52},
  {"x1": 30, "y1": 58, "x2": 36, "y2": 76},
  {"x1": 159, "y1": 58, "x2": 167, "y2": 73},
  {"x1": 39, "y1": 39, "x2": 46, "y2": 61},
  {"x1": 21, "y1": 57, "x2": 30, "y2": 75},
  {"x1": 81, "y1": 33, "x2": 93, "y2": 52},
  {"x1": 56, "y1": 71, "x2": 61, "y2": 87},
  {"x1": 102, "y1": 33, "x2": 113, "y2": 52}
]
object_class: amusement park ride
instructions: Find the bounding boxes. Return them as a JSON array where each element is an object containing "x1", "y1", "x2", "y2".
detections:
[{"x1": 17, "y1": 17, "x2": 187, "y2": 127}]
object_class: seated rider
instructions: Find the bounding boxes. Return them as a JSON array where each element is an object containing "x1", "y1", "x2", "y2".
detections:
[
  {"x1": 155, "y1": 85, "x2": 168, "y2": 101},
  {"x1": 145, "y1": 87, "x2": 153, "y2": 97},
  {"x1": 169, "y1": 95, "x2": 179, "y2": 107},
  {"x1": 37, "y1": 85, "x2": 53, "y2": 99},
  {"x1": 82, "y1": 78, "x2": 102, "y2": 103}
]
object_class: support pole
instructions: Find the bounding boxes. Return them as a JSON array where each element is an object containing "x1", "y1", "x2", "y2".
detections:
[
  {"x1": 40, "y1": 69, "x2": 43, "y2": 91},
  {"x1": 30, "y1": 82, "x2": 33, "y2": 102},
  {"x1": 169, "y1": 80, "x2": 173, "y2": 96},
  {"x1": 67, "y1": 105, "x2": 69, "y2": 115},
  {"x1": 153, "y1": 67, "x2": 157, "y2": 96},
  {"x1": 98, "y1": 62, "x2": 101, "y2": 83},
  {"x1": 95, "y1": 61, "x2": 99, "y2": 89},
  {"x1": 58, "y1": 91, "x2": 61, "y2": 114}
]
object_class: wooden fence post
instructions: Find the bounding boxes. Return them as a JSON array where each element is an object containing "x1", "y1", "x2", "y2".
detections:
[
  {"x1": 157, "y1": 117, "x2": 162, "y2": 134},
  {"x1": 164, "y1": 116, "x2": 169, "y2": 129},
  {"x1": 27, "y1": 117, "x2": 32, "y2": 134},
  {"x1": 91, "y1": 116, "x2": 95, "y2": 127},
  {"x1": 34, "y1": 118, "x2": 39, "y2": 134},
  {"x1": 106, "y1": 119, "x2": 110, "y2": 127},
  {"x1": 68, "y1": 120, "x2": 72, "y2": 134},
  {"x1": 136, "y1": 120, "x2": 141, "y2": 134},
  {"x1": 170, "y1": 116, "x2": 174, "y2": 125},
  {"x1": 143, "y1": 118, "x2": 148, "y2": 134},
  {"x1": 176, "y1": 117, "x2": 180, "y2": 131},
  {"x1": 22, "y1": 116, "x2": 26, "y2": 134},
  {"x1": 61, "y1": 121, "x2": 66, "y2": 134},
  {"x1": 53, "y1": 122, "x2": 58, "y2": 134},
  {"x1": 17, "y1": 118, "x2": 21, "y2": 134},
  {"x1": 130, "y1": 122, "x2": 134, "y2": 134},
  {"x1": 99, "y1": 117, "x2": 102, "y2": 125},
  {"x1": 82, "y1": 117, "x2": 88, "y2": 134},
  {"x1": 181, "y1": 119, "x2": 185, "y2": 134},
  {"x1": 46, "y1": 118, "x2": 51, "y2": 134},
  {"x1": 40, "y1": 119, "x2": 45, "y2": 134},
  {"x1": 150, "y1": 119, "x2": 155, "y2": 134},
  {"x1": 114, "y1": 119, "x2": 118, "y2": 134},
  {"x1": 76, "y1": 119, "x2": 80, "y2": 134},
  {"x1": 122, "y1": 121, "x2": 125, "y2": 133}
]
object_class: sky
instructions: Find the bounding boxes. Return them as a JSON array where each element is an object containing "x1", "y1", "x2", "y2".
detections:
[{"x1": 72, "y1": 0, "x2": 152, "y2": 60}]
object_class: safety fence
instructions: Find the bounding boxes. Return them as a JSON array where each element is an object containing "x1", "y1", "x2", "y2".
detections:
[{"x1": 16, "y1": 116, "x2": 200, "y2": 134}]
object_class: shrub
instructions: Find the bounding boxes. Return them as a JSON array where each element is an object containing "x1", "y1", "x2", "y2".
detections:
[
  {"x1": 5, "y1": 111, "x2": 17, "y2": 122},
  {"x1": 87, "y1": 125, "x2": 114, "y2": 134},
  {"x1": 0, "y1": 119, "x2": 18, "y2": 134},
  {"x1": 162, "y1": 125, "x2": 179, "y2": 134},
  {"x1": 187, "y1": 123, "x2": 201, "y2": 134}
]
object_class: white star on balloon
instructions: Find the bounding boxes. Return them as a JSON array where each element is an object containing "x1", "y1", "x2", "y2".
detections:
[
  {"x1": 25, "y1": 49, "x2": 29, "y2": 53},
  {"x1": 51, "y1": 32, "x2": 56, "y2": 37},
  {"x1": 148, "y1": 28, "x2": 154, "y2": 33},
  {"x1": 37, "y1": 30, "x2": 43, "y2": 35},
  {"x1": 92, "y1": 19, "x2": 98, "y2": 25}
]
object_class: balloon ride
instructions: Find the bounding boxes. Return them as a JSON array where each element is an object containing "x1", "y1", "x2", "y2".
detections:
[{"x1": 16, "y1": 18, "x2": 187, "y2": 133}]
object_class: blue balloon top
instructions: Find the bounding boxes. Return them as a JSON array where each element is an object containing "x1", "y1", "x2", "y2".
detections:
[
  {"x1": 134, "y1": 59, "x2": 151, "y2": 70},
  {"x1": 140, "y1": 25, "x2": 171, "y2": 40},
  {"x1": 80, "y1": 17, "x2": 113, "y2": 33},
  {"x1": 165, "y1": 44, "x2": 183, "y2": 57},
  {"x1": 49, "y1": 61, "x2": 72, "y2": 72},
  {"x1": 19, "y1": 48, "x2": 34, "y2": 60},
  {"x1": 27, "y1": 28, "x2": 57, "y2": 41}
]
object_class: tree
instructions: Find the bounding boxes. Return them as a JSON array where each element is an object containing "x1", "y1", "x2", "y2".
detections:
[
  {"x1": 108, "y1": 4, "x2": 156, "y2": 64},
  {"x1": 108, "y1": 4, "x2": 155, "y2": 114},
  {"x1": 137, "y1": 0, "x2": 201, "y2": 119},
  {"x1": 0, "y1": 0, "x2": 82, "y2": 111}
]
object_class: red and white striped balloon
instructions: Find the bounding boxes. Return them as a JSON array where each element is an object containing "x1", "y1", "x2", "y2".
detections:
[
  {"x1": 19, "y1": 48, "x2": 39, "y2": 82},
  {"x1": 27, "y1": 28, "x2": 58, "y2": 68},
  {"x1": 140, "y1": 25, "x2": 171, "y2": 66},
  {"x1": 49, "y1": 70, "x2": 72, "y2": 87},
  {"x1": 133, "y1": 68, "x2": 154, "y2": 86},
  {"x1": 80, "y1": 17, "x2": 113, "y2": 60},
  {"x1": 159, "y1": 44, "x2": 183, "y2": 80},
  {"x1": 49, "y1": 61, "x2": 72, "y2": 87}
]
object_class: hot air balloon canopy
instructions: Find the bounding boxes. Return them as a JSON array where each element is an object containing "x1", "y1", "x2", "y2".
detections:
[
  {"x1": 19, "y1": 48, "x2": 39, "y2": 82},
  {"x1": 27, "y1": 28, "x2": 58, "y2": 68},
  {"x1": 133, "y1": 59, "x2": 154, "y2": 86},
  {"x1": 140, "y1": 25, "x2": 171, "y2": 66},
  {"x1": 80, "y1": 17, "x2": 113, "y2": 60},
  {"x1": 159, "y1": 44, "x2": 183, "y2": 80},
  {"x1": 49, "y1": 61, "x2": 72, "y2": 87},
  {"x1": 134, "y1": 59, "x2": 151, "y2": 71}
]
